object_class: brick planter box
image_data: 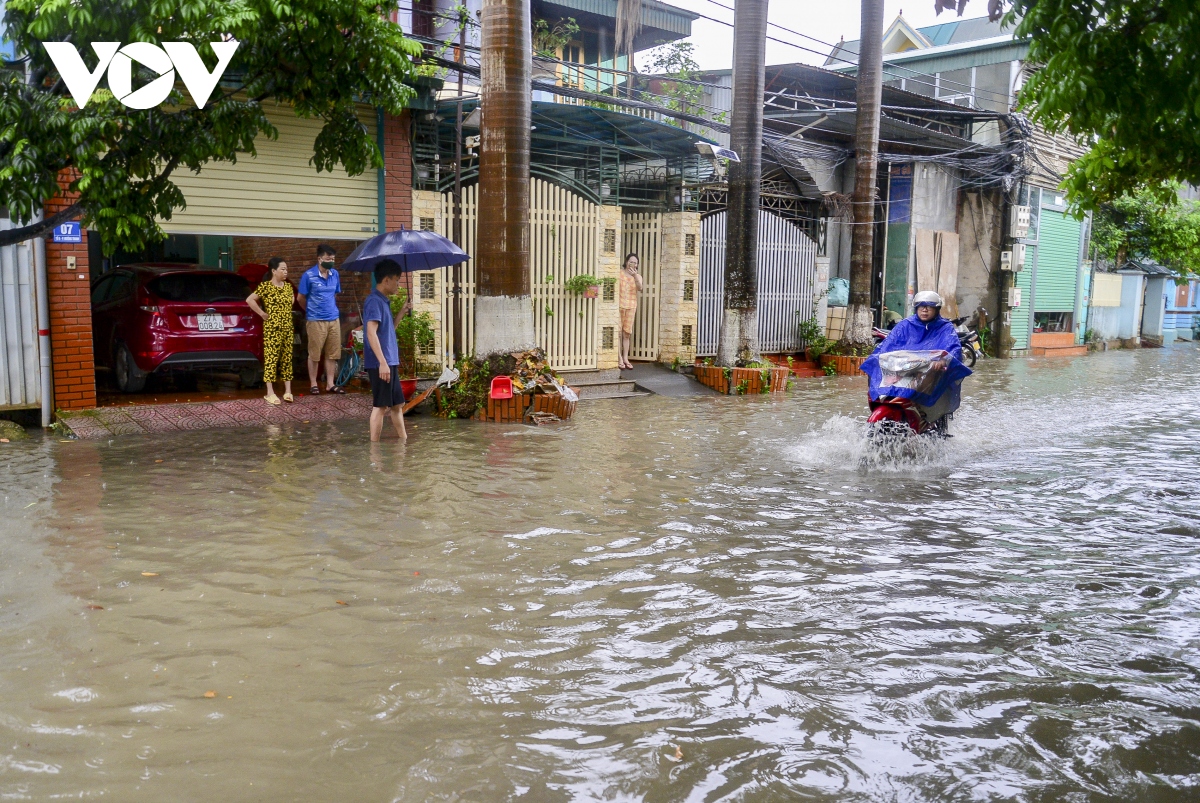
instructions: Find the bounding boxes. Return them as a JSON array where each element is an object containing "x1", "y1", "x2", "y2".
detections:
[
  {"x1": 474, "y1": 392, "x2": 576, "y2": 423},
  {"x1": 692, "y1": 365, "x2": 790, "y2": 394},
  {"x1": 693, "y1": 364, "x2": 729, "y2": 393},
  {"x1": 820, "y1": 354, "x2": 868, "y2": 376}
]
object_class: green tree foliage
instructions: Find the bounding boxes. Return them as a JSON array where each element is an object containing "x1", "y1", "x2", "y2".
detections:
[
  {"x1": 532, "y1": 17, "x2": 579, "y2": 59},
  {"x1": 646, "y1": 41, "x2": 714, "y2": 125},
  {"x1": 1091, "y1": 187, "x2": 1200, "y2": 277},
  {"x1": 1006, "y1": 0, "x2": 1200, "y2": 210},
  {"x1": 0, "y1": 0, "x2": 421, "y2": 250}
]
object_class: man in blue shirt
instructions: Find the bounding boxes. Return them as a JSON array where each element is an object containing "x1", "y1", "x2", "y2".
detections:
[
  {"x1": 362, "y1": 258, "x2": 407, "y2": 441},
  {"x1": 297, "y1": 243, "x2": 343, "y2": 395}
]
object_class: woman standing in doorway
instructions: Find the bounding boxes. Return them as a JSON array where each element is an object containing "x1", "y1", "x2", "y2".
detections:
[
  {"x1": 247, "y1": 257, "x2": 296, "y2": 404},
  {"x1": 618, "y1": 253, "x2": 642, "y2": 370}
]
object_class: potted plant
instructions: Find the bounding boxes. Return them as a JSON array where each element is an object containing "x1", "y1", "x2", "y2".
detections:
[
  {"x1": 390, "y1": 289, "x2": 437, "y2": 401},
  {"x1": 796, "y1": 312, "x2": 829, "y2": 363},
  {"x1": 564, "y1": 274, "x2": 601, "y2": 298}
]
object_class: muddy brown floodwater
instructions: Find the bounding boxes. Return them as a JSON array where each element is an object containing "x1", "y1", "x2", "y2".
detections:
[{"x1": 2, "y1": 346, "x2": 1199, "y2": 801}]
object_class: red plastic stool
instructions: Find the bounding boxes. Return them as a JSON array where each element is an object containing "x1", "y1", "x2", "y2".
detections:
[{"x1": 489, "y1": 376, "x2": 513, "y2": 399}]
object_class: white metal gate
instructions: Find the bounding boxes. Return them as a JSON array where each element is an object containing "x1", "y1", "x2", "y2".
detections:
[
  {"x1": 440, "y1": 177, "x2": 600, "y2": 370},
  {"x1": 623, "y1": 212, "x2": 661, "y2": 361},
  {"x1": 0, "y1": 219, "x2": 41, "y2": 410},
  {"x1": 697, "y1": 209, "x2": 818, "y2": 356}
]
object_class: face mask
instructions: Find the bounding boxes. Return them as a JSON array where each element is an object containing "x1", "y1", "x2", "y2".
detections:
[{"x1": 320, "y1": 259, "x2": 333, "y2": 269}]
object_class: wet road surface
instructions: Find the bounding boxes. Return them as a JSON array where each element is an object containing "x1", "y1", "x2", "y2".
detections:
[{"x1": 2, "y1": 345, "x2": 1199, "y2": 801}]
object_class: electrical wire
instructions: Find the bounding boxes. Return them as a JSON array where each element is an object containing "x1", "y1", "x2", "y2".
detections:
[{"x1": 687, "y1": 0, "x2": 1015, "y2": 106}]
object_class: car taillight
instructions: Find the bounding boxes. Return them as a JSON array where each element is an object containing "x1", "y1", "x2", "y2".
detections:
[{"x1": 137, "y1": 286, "x2": 160, "y2": 313}]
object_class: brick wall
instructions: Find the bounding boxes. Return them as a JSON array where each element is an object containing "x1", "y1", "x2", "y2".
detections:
[
  {"x1": 45, "y1": 183, "x2": 97, "y2": 411},
  {"x1": 384, "y1": 111, "x2": 413, "y2": 233}
]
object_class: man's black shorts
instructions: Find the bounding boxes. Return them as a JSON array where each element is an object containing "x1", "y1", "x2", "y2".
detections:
[{"x1": 367, "y1": 366, "x2": 402, "y2": 408}]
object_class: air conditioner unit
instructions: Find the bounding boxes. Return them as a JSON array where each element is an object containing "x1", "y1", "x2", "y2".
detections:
[
  {"x1": 1010, "y1": 205, "x2": 1031, "y2": 239},
  {"x1": 1007, "y1": 287, "x2": 1022, "y2": 308}
]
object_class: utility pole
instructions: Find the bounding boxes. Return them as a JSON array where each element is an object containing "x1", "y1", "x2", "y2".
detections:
[
  {"x1": 716, "y1": 0, "x2": 768, "y2": 367},
  {"x1": 475, "y1": 0, "x2": 535, "y2": 356},
  {"x1": 452, "y1": 8, "x2": 466, "y2": 361},
  {"x1": 843, "y1": 0, "x2": 884, "y2": 348}
]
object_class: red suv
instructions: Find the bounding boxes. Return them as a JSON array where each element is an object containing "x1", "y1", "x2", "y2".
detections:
[{"x1": 90, "y1": 264, "x2": 263, "y2": 392}]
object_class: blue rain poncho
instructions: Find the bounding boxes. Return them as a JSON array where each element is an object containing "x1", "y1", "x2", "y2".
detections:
[{"x1": 860, "y1": 314, "x2": 972, "y2": 416}]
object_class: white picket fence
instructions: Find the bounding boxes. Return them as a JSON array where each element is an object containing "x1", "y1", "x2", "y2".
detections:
[
  {"x1": 697, "y1": 209, "x2": 818, "y2": 356},
  {"x1": 0, "y1": 220, "x2": 42, "y2": 410},
  {"x1": 439, "y1": 178, "x2": 600, "y2": 370}
]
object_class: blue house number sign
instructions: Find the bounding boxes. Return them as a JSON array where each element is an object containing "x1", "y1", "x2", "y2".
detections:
[{"x1": 52, "y1": 221, "x2": 82, "y2": 243}]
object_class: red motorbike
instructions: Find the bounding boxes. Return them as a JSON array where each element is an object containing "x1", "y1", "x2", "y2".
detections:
[
  {"x1": 866, "y1": 350, "x2": 956, "y2": 438},
  {"x1": 867, "y1": 395, "x2": 948, "y2": 437}
]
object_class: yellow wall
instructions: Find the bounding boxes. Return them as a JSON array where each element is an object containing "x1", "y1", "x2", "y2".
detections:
[
  {"x1": 162, "y1": 104, "x2": 378, "y2": 239},
  {"x1": 1091, "y1": 273, "x2": 1122, "y2": 307}
]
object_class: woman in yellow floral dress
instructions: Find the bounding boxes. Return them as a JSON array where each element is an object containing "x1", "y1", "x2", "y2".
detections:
[{"x1": 246, "y1": 257, "x2": 295, "y2": 404}]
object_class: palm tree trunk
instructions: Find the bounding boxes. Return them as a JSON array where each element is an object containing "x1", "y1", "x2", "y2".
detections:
[
  {"x1": 716, "y1": 0, "x2": 768, "y2": 367},
  {"x1": 475, "y1": 0, "x2": 535, "y2": 355},
  {"x1": 842, "y1": 0, "x2": 884, "y2": 349},
  {"x1": 616, "y1": 0, "x2": 642, "y2": 99}
]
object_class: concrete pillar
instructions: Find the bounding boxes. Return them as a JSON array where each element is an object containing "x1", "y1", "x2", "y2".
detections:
[
  {"x1": 815, "y1": 255, "x2": 830, "y2": 335},
  {"x1": 410, "y1": 190, "x2": 446, "y2": 362},
  {"x1": 657, "y1": 211, "x2": 701, "y2": 367},
  {"x1": 595, "y1": 205, "x2": 622, "y2": 370}
]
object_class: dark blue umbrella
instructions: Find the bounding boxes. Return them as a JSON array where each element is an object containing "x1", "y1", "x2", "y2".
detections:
[{"x1": 341, "y1": 227, "x2": 469, "y2": 273}]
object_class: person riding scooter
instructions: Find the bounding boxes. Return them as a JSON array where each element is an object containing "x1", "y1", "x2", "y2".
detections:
[{"x1": 860, "y1": 291, "x2": 972, "y2": 436}]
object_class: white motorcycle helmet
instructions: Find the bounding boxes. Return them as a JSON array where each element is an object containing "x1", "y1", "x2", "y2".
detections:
[{"x1": 912, "y1": 290, "x2": 943, "y2": 310}]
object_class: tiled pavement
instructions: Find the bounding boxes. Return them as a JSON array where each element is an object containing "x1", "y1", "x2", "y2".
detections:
[{"x1": 60, "y1": 394, "x2": 373, "y2": 440}]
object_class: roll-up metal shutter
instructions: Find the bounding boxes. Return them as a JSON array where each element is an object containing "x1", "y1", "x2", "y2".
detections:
[
  {"x1": 1034, "y1": 209, "x2": 1082, "y2": 312},
  {"x1": 162, "y1": 104, "x2": 379, "y2": 239}
]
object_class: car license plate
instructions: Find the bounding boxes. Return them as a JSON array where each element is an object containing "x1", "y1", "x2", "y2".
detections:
[{"x1": 198, "y1": 313, "x2": 225, "y2": 331}]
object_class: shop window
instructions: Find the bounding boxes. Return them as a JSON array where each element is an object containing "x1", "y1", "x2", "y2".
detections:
[
  {"x1": 419, "y1": 217, "x2": 435, "y2": 231},
  {"x1": 420, "y1": 272, "x2": 435, "y2": 300},
  {"x1": 603, "y1": 228, "x2": 616, "y2": 254},
  {"x1": 601, "y1": 326, "x2": 614, "y2": 350},
  {"x1": 1033, "y1": 311, "x2": 1072, "y2": 333},
  {"x1": 681, "y1": 324, "x2": 693, "y2": 347},
  {"x1": 683, "y1": 279, "x2": 694, "y2": 301},
  {"x1": 684, "y1": 234, "x2": 696, "y2": 256}
]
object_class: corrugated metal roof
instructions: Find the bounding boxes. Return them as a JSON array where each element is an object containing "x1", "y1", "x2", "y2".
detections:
[{"x1": 537, "y1": 0, "x2": 697, "y2": 37}]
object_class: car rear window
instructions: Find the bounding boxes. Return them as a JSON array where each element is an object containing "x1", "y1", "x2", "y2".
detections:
[{"x1": 149, "y1": 273, "x2": 250, "y2": 303}]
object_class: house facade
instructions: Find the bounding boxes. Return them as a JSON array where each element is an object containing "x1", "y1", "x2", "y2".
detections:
[
  {"x1": 829, "y1": 13, "x2": 1091, "y2": 357},
  {"x1": 403, "y1": 0, "x2": 710, "y2": 373},
  {"x1": 690, "y1": 56, "x2": 1017, "y2": 352}
]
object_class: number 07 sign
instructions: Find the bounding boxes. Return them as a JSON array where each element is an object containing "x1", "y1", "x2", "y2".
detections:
[{"x1": 52, "y1": 221, "x2": 82, "y2": 243}]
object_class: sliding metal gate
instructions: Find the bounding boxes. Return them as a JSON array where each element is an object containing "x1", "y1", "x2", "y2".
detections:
[
  {"x1": 0, "y1": 219, "x2": 42, "y2": 410},
  {"x1": 697, "y1": 209, "x2": 818, "y2": 356}
]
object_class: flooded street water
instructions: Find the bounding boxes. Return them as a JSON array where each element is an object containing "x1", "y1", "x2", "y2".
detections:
[{"x1": 2, "y1": 346, "x2": 1199, "y2": 801}]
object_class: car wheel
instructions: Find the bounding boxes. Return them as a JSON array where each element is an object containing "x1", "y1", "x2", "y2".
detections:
[
  {"x1": 238, "y1": 366, "x2": 264, "y2": 389},
  {"x1": 114, "y1": 343, "x2": 148, "y2": 393}
]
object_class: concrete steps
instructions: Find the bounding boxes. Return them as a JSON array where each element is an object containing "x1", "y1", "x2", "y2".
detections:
[
  {"x1": 564, "y1": 368, "x2": 651, "y2": 400},
  {"x1": 1032, "y1": 345, "x2": 1088, "y2": 357}
]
